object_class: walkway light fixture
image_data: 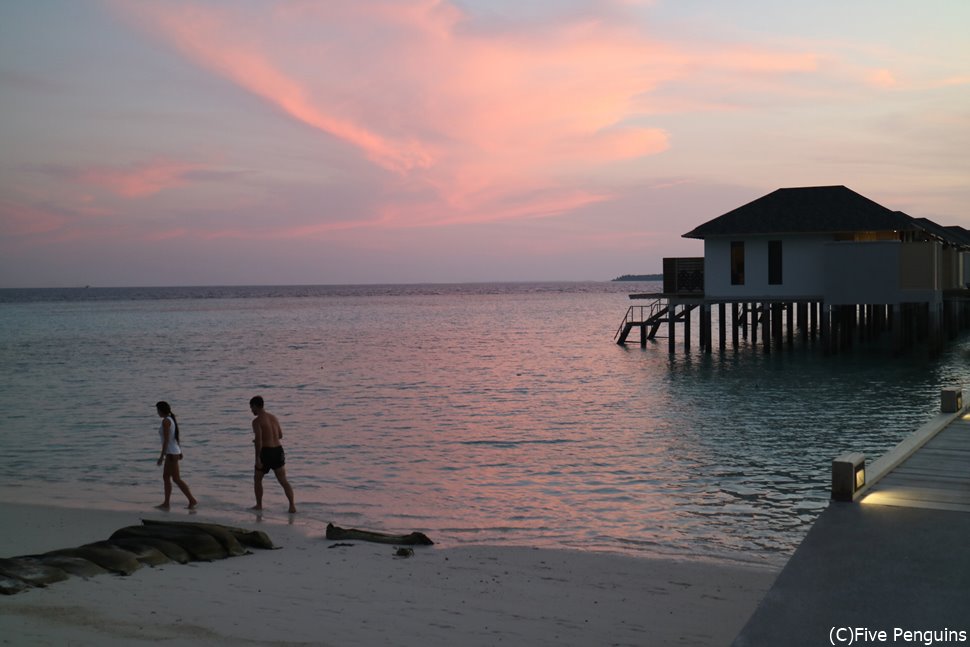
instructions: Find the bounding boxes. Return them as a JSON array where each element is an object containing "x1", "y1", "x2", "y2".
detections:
[
  {"x1": 941, "y1": 387, "x2": 963, "y2": 413},
  {"x1": 832, "y1": 452, "x2": 866, "y2": 502}
]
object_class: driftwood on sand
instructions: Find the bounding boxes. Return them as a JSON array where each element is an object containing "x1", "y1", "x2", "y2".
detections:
[
  {"x1": 325, "y1": 523, "x2": 434, "y2": 546},
  {"x1": 0, "y1": 520, "x2": 274, "y2": 596}
]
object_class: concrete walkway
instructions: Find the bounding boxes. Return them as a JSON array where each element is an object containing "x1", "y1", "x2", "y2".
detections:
[
  {"x1": 733, "y1": 503, "x2": 970, "y2": 646},
  {"x1": 734, "y1": 409, "x2": 970, "y2": 645}
]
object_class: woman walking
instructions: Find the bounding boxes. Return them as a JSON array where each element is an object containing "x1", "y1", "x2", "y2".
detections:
[{"x1": 155, "y1": 401, "x2": 198, "y2": 509}]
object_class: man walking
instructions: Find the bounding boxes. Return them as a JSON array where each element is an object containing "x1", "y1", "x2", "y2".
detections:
[{"x1": 249, "y1": 395, "x2": 296, "y2": 513}]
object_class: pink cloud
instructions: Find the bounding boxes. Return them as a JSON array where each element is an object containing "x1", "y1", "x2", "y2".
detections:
[
  {"x1": 112, "y1": 1, "x2": 821, "y2": 234},
  {"x1": 866, "y1": 68, "x2": 897, "y2": 89},
  {"x1": 580, "y1": 127, "x2": 670, "y2": 161},
  {"x1": 375, "y1": 187, "x2": 612, "y2": 230},
  {"x1": 0, "y1": 200, "x2": 67, "y2": 237},
  {"x1": 145, "y1": 228, "x2": 190, "y2": 242},
  {"x1": 71, "y1": 158, "x2": 203, "y2": 198},
  {"x1": 117, "y1": 4, "x2": 434, "y2": 175},
  {"x1": 937, "y1": 76, "x2": 970, "y2": 87},
  {"x1": 711, "y1": 47, "x2": 819, "y2": 74}
]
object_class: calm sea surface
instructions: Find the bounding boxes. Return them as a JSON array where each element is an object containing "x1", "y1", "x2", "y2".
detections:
[{"x1": 2, "y1": 282, "x2": 968, "y2": 567}]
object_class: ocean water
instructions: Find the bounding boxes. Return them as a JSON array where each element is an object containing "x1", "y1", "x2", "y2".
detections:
[{"x1": 1, "y1": 282, "x2": 968, "y2": 567}]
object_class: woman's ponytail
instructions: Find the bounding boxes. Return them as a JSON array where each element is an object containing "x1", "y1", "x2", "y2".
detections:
[{"x1": 156, "y1": 401, "x2": 180, "y2": 444}]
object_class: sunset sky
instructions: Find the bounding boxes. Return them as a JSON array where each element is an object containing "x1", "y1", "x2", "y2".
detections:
[{"x1": 1, "y1": 1, "x2": 968, "y2": 287}]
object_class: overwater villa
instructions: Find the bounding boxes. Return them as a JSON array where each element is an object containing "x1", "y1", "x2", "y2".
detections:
[{"x1": 616, "y1": 185, "x2": 970, "y2": 354}]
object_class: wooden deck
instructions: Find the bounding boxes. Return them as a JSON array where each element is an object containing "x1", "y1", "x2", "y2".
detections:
[{"x1": 859, "y1": 413, "x2": 970, "y2": 512}]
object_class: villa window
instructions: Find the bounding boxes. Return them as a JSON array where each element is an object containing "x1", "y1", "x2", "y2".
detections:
[
  {"x1": 730, "y1": 241, "x2": 744, "y2": 285},
  {"x1": 769, "y1": 240, "x2": 783, "y2": 285}
]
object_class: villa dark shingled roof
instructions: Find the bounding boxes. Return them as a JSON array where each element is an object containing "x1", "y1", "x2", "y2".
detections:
[
  {"x1": 682, "y1": 186, "x2": 919, "y2": 239},
  {"x1": 894, "y1": 219, "x2": 970, "y2": 246},
  {"x1": 910, "y1": 216, "x2": 970, "y2": 246},
  {"x1": 944, "y1": 226, "x2": 970, "y2": 246}
]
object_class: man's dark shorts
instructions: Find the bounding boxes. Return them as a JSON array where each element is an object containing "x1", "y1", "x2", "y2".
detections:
[{"x1": 258, "y1": 446, "x2": 285, "y2": 474}]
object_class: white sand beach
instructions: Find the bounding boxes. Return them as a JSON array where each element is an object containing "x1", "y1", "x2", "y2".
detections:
[{"x1": 0, "y1": 502, "x2": 777, "y2": 646}]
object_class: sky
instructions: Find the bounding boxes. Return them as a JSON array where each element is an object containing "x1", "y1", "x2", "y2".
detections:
[{"x1": 1, "y1": 0, "x2": 968, "y2": 287}]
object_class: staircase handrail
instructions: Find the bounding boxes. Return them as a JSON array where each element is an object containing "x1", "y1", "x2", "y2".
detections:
[{"x1": 613, "y1": 299, "x2": 664, "y2": 341}]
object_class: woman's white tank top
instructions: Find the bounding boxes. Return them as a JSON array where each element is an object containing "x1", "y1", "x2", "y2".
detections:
[{"x1": 159, "y1": 416, "x2": 182, "y2": 455}]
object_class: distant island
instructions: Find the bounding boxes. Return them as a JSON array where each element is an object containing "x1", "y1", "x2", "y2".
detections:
[{"x1": 612, "y1": 274, "x2": 662, "y2": 281}]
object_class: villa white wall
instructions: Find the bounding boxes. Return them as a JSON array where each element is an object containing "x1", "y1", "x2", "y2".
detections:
[
  {"x1": 704, "y1": 237, "x2": 944, "y2": 304},
  {"x1": 941, "y1": 247, "x2": 962, "y2": 290},
  {"x1": 703, "y1": 235, "x2": 830, "y2": 299},
  {"x1": 823, "y1": 241, "x2": 902, "y2": 305},
  {"x1": 822, "y1": 241, "x2": 940, "y2": 304}
]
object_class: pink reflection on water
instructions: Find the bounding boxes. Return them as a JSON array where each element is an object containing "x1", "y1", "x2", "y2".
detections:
[{"x1": 1, "y1": 284, "x2": 952, "y2": 566}]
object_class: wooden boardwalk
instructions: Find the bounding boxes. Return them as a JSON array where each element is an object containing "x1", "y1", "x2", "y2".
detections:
[{"x1": 860, "y1": 413, "x2": 970, "y2": 512}]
